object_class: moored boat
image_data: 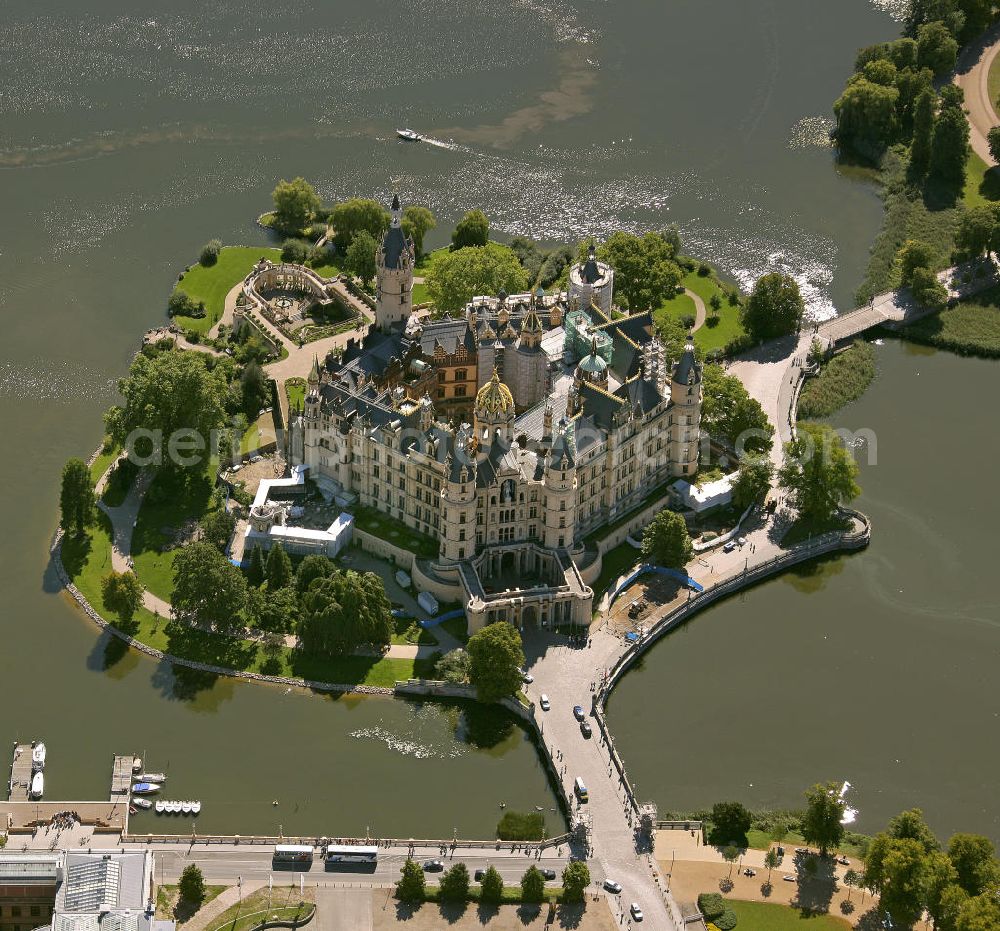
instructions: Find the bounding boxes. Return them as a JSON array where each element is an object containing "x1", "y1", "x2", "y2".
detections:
[
  {"x1": 132, "y1": 797, "x2": 152, "y2": 810},
  {"x1": 31, "y1": 742, "x2": 46, "y2": 771},
  {"x1": 135, "y1": 773, "x2": 166, "y2": 783},
  {"x1": 396, "y1": 128, "x2": 422, "y2": 142},
  {"x1": 191, "y1": 801, "x2": 201, "y2": 815},
  {"x1": 155, "y1": 801, "x2": 165, "y2": 814},
  {"x1": 181, "y1": 801, "x2": 192, "y2": 814},
  {"x1": 30, "y1": 771, "x2": 44, "y2": 799},
  {"x1": 131, "y1": 782, "x2": 160, "y2": 795}
]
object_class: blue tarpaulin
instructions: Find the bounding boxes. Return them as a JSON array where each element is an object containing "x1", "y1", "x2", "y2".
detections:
[{"x1": 419, "y1": 608, "x2": 465, "y2": 629}]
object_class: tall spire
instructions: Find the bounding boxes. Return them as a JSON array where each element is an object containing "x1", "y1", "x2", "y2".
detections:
[{"x1": 390, "y1": 193, "x2": 402, "y2": 229}]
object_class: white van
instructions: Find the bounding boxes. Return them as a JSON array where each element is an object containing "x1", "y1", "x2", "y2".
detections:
[{"x1": 539, "y1": 694, "x2": 551, "y2": 711}]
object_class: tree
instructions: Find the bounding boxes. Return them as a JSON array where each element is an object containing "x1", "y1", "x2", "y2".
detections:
[
  {"x1": 711, "y1": 801, "x2": 753, "y2": 846},
  {"x1": 266, "y1": 543, "x2": 294, "y2": 591},
  {"x1": 842, "y1": 867, "x2": 860, "y2": 902},
  {"x1": 597, "y1": 231, "x2": 682, "y2": 312},
  {"x1": 930, "y1": 103, "x2": 970, "y2": 189},
  {"x1": 801, "y1": 782, "x2": 846, "y2": 856},
  {"x1": 241, "y1": 359, "x2": 270, "y2": 422},
  {"x1": 833, "y1": 78, "x2": 899, "y2": 160},
  {"x1": 178, "y1": 864, "x2": 206, "y2": 906},
  {"x1": 467, "y1": 621, "x2": 524, "y2": 703},
  {"x1": 250, "y1": 586, "x2": 300, "y2": 633},
  {"x1": 911, "y1": 265, "x2": 949, "y2": 309},
  {"x1": 60, "y1": 458, "x2": 95, "y2": 535},
  {"x1": 722, "y1": 844, "x2": 740, "y2": 879},
  {"x1": 561, "y1": 861, "x2": 590, "y2": 902},
  {"x1": 778, "y1": 424, "x2": 860, "y2": 526},
  {"x1": 731, "y1": 455, "x2": 774, "y2": 511},
  {"x1": 281, "y1": 238, "x2": 309, "y2": 264},
  {"x1": 199, "y1": 239, "x2": 221, "y2": 266},
  {"x1": 701, "y1": 364, "x2": 774, "y2": 454},
  {"x1": 989, "y1": 126, "x2": 1000, "y2": 164},
  {"x1": 947, "y1": 834, "x2": 999, "y2": 896},
  {"x1": 344, "y1": 229, "x2": 378, "y2": 287},
  {"x1": 246, "y1": 543, "x2": 266, "y2": 588},
  {"x1": 298, "y1": 570, "x2": 393, "y2": 656},
  {"x1": 434, "y1": 648, "x2": 470, "y2": 683},
  {"x1": 272, "y1": 177, "x2": 320, "y2": 234},
  {"x1": 917, "y1": 20, "x2": 959, "y2": 76},
  {"x1": 887, "y1": 808, "x2": 940, "y2": 853},
  {"x1": 897, "y1": 239, "x2": 937, "y2": 286},
  {"x1": 520, "y1": 865, "x2": 546, "y2": 903},
  {"x1": 200, "y1": 509, "x2": 235, "y2": 552},
  {"x1": 956, "y1": 206, "x2": 997, "y2": 259},
  {"x1": 401, "y1": 205, "x2": 436, "y2": 257},
  {"x1": 295, "y1": 554, "x2": 334, "y2": 596},
  {"x1": 911, "y1": 87, "x2": 936, "y2": 175},
  {"x1": 329, "y1": 198, "x2": 390, "y2": 251},
  {"x1": 956, "y1": 892, "x2": 1000, "y2": 930},
  {"x1": 426, "y1": 242, "x2": 529, "y2": 314},
  {"x1": 172, "y1": 542, "x2": 248, "y2": 631},
  {"x1": 451, "y1": 209, "x2": 490, "y2": 249},
  {"x1": 479, "y1": 865, "x2": 504, "y2": 904},
  {"x1": 865, "y1": 836, "x2": 937, "y2": 928},
  {"x1": 396, "y1": 858, "x2": 425, "y2": 901},
  {"x1": 439, "y1": 862, "x2": 470, "y2": 902},
  {"x1": 101, "y1": 570, "x2": 144, "y2": 623},
  {"x1": 764, "y1": 848, "x2": 780, "y2": 884},
  {"x1": 640, "y1": 509, "x2": 692, "y2": 569},
  {"x1": 742, "y1": 273, "x2": 805, "y2": 341},
  {"x1": 104, "y1": 350, "x2": 227, "y2": 473}
]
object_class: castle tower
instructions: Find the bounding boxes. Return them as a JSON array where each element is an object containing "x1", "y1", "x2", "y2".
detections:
[
  {"x1": 542, "y1": 419, "x2": 577, "y2": 550},
  {"x1": 301, "y1": 355, "x2": 323, "y2": 471},
  {"x1": 375, "y1": 193, "x2": 415, "y2": 332},
  {"x1": 574, "y1": 337, "x2": 610, "y2": 392},
  {"x1": 568, "y1": 241, "x2": 615, "y2": 318},
  {"x1": 669, "y1": 338, "x2": 703, "y2": 477},
  {"x1": 440, "y1": 428, "x2": 478, "y2": 562},
  {"x1": 473, "y1": 368, "x2": 515, "y2": 445}
]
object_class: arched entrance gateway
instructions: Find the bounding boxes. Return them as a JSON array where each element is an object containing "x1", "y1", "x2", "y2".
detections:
[{"x1": 522, "y1": 604, "x2": 538, "y2": 629}]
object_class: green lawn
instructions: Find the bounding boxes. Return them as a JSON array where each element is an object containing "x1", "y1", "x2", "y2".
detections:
[
  {"x1": 725, "y1": 900, "x2": 850, "y2": 931},
  {"x1": 392, "y1": 615, "x2": 437, "y2": 646},
  {"x1": 174, "y1": 247, "x2": 282, "y2": 334},
  {"x1": 412, "y1": 282, "x2": 430, "y2": 305},
  {"x1": 989, "y1": 53, "x2": 1000, "y2": 120},
  {"x1": 963, "y1": 150, "x2": 1000, "y2": 210},
  {"x1": 89, "y1": 443, "x2": 119, "y2": 486},
  {"x1": 654, "y1": 268, "x2": 745, "y2": 354},
  {"x1": 353, "y1": 506, "x2": 439, "y2": 559},
  {"x1": 62, "y1": 516, "x2": 432, "y2": 688},
  {"x1": 285, "y1": 377, "x2": 306, "y2": 411},
  {"x1": 131, "y1": 466, "x2": 218, "y2": 602},
  {"x1": 591, "y1": 541, "x2": 641, "y2": 602},
  {"x1": 203, "y1": 887, "x2": 314, "y2": 931},
  {"x1": 903, "y1": 282, "x2": 1000, "y2": 357},
  {"x1": 743, "y1": 828, "x2": 868, "y2": 860}
]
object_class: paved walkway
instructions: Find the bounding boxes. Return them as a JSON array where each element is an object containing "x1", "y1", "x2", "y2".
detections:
[
  {"x1": 955, "y1": 23, "x2": 1000, "y2": 166},
  {"x1": 685, "y1": 288, "x2": 707, "y2": 333}
]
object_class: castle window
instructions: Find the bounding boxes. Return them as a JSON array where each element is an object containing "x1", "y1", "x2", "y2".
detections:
[
  {"x1": 456, "y1": 369, "x2": 467, "y2": 381},
  {"x1": 455, "y1": 386, "x2": 467, "y2": 397},
  {"x1": 459, "y1": 529, "x2": 466, "y2": 542},
  {"x1": 460, "y1": 513, "x2": 466, "y2": 524}
]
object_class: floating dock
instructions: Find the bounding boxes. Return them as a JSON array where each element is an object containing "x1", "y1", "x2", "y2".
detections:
[
  {"x1": 7, "y1": 742, "x2": 34, "y2": 801},
  {"x1": 110, "y1": 755, "x2": 136, "y2": 800}
]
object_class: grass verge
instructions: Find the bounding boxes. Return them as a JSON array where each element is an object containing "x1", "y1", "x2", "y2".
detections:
[
  {"x1": 154, "y1": 884, "x2": 227, "y2": 923},
  {"x1": 902, "y1": 283, "x2": 1000, "y2": 356},
  {"x1": 725, "y1": 900, "x2": 851, "y2": 930},
  {"x1": 797, "y1": 342, "x2": 877, "y2": 418}
]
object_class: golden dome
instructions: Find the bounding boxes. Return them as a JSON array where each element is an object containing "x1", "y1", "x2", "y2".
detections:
[{"x1": 475, "y1": 368, "x2": 515, "y2": 416}]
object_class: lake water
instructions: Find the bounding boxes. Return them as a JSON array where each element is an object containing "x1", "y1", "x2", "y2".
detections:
[
  {"x1": 0, "y1": 0, "x2": 930, "y2": 836},
  {"x1": 607, "y1": 338, "x2": 1000, "y2": 843}
]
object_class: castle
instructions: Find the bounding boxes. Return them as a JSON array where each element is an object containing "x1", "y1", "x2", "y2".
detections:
[{"x1": 287, "y1": 196, "x2": 702, "y2": 633}]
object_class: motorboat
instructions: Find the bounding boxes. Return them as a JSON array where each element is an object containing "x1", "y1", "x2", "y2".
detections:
[
  {"x1": 167, "y1": 801, "x2": 182, "y2": 813},
  {"x1": 30, "y1": 771, "x2": 44, "y2": 799},
  {"x1": 191, "y1": 801, "x2": 201, "y2": 815},
  {"x1": 181, "y1": 801, "x2": 192, "y2": 814},
  {"x1": 31, "y1": 742, "x2": 46, "y2": 771},
  {"x1": 135, "y1": 773, "x2": 166, "y2": 783},
  {"x1": 154, "y1": 801, "x2": 165, "y2": 814},
  {"x1": 131, "y1": 782, "x2": 160, "y2": 795},
  {"x1": 132, "y1": 797, "x2": 152, "y2": 810},
  {"x1": 132, "y1": 758, "x2": 142, "y2": 773},
  {"x1": 396, "y1": 128, "x2": 422, "y2": 142}
]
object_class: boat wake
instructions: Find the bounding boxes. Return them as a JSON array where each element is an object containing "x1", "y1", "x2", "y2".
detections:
[{"x1": 349, "y1": 725, "x2": 466, "y2": 760}]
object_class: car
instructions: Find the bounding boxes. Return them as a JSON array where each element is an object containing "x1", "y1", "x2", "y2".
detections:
[
  {"x1": 722, "y1": 539, "x2": 737, "y2": 552},
  {"x1": 783, "y1": 874, "x2": 796, "y2": 882},
  {"x1": 838, "y1": 855, "x2": 850, "y2": 865},
  {"x1": 737, "y1": 536, "x2": 747, "y2": 547},
  {"x1": 603, "y1": 879, "x2": 622, "y2": 894},
  {"x1": 541, "y1": 868, "x2": 557, "y2": 880},
  {"x1": 630, "y1": 903, "x2": 644, "y2": 921},
  {"x1": 580, "y1": 721, "x2": 593, "y2": 738},
  {"x1": 423, "y1": 859, "x2": 444, "y2": 871},
  {"x1": 539, "y1": 694, "x2": 550, "y2": 711},
  {"x1": 474, "y1": 869, "x2": 486, "y2": 881},
  {"x1": 522, "y1": 672, "x2": 533, "y2": 684},
  {"x1": 573, "y1": 705, "x2": 585, "y2": 721}
]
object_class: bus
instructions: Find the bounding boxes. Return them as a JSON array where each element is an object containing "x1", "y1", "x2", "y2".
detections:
[
  {"x1": 272, "y1": 845, "x2": 315, "y2": 867},
  {"x1": 324, "y1": 845, "x2": 378, "y2": 871},
  {"x1": 574, "y1": 777, "x2": 589, "y2": 802}
]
